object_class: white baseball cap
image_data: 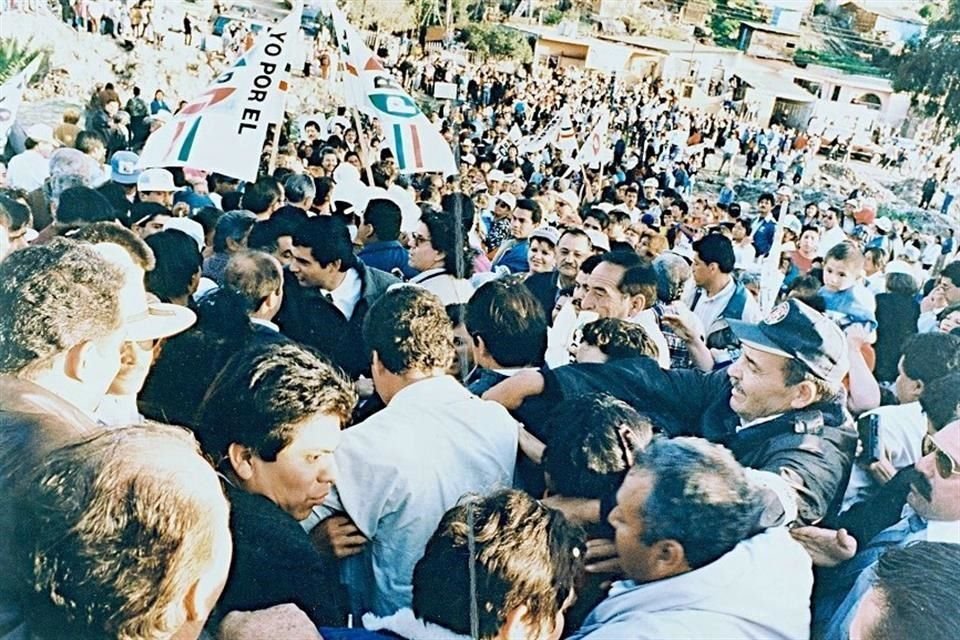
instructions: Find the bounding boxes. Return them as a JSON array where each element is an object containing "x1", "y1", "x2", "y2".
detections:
[
  {"x1": 137, "y1": 168, "x2": 182, "y2": 192},
  {"x1": 25, "y1": 124, "x2": 58, "y2": 146},
  {"x1": 495, "y1": 192, "x2": 517, "y2": 210}
]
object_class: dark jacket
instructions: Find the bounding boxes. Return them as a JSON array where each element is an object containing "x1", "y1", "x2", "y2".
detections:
[
  {"x1": 275, "y1": 263, "x2": 399, "y2": 378},
  {"x1": 211, "y1": 485, "x2": 345, "y2": 630},
  {"x1": 543, "y1": 358, "x2": 857, "y2": 525},
  {"x1": 874, "y1": 292, "x2": 919, "y2": 383},
  {"x1": 524, "y1": 270, "x2": 561, "y2": 324},
  {"x1": 0, "y1": 377, "x2": 103, "y2": 640},
  {"x1": 753, "y1": 218, "x2": 777, "y2": 257},
  {"x1": 358, "y1": 241, "x2": 418, "y2": 279}
]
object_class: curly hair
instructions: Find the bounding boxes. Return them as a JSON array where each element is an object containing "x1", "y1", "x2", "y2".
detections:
[
  {"x1": 15, "y1": 423, "x2": 230, "y2": 640},
  {"x1": 197, "y1": 341, "x2": 358, "y2": 462},
  {"x1": 0, "y1": 238, "x2": 123, "y2": 376},
  {"x1": 580, "y1": 318, "x2": 658, "y2": 361},
  {"x1": 363, "y1": 286, "x2": 455, "y2": 374},
  {"x1": 413, "y1": 490, "x2": 585, "y2": 640}
]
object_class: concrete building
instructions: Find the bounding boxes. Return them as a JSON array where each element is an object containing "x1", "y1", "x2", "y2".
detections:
[
  {"x1": 837, "y1": 1, "x2": 928, "y2": 44},
  {"x1": 737, "y1": 21, "x2": 802, "y2": 61}
]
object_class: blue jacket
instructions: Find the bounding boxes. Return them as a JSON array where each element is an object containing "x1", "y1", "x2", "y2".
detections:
[
  {"x1": 753, "y1": 218, "x2": 777, "y2": 257},
  {"x1": 358, "y1": 241, "x2": 418, "y2": 279},
  {"x1": 491, "y1": 239, "x2": 529, "y2": 274}
]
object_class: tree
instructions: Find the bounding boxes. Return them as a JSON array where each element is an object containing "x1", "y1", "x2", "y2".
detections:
[
  {"x1": 893, "y1": 0, "x2": 960, "y2": 126},
  {"x1": 457, "y1": 24, "x2": 531, "y2": 62},
  {"x1": 0, "y1": 37, "x2": 45, "y2": 85}
]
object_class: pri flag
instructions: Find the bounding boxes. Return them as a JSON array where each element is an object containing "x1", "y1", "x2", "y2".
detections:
[
  {"x1": 553, "y1": 104, "x2": 577, "y2": 153},
  {"x1": 0, "y1": 57, "x2": 42, "y2": 144},
  {"x1": 138, "y1": 4, "x2": 301, "y2": 181},
  {"x1": 576, "y1": 110, "x2": 610, "y2": 168},
  {"x1": 330, "y1": 5, "x2": 456, "y2": 176}
]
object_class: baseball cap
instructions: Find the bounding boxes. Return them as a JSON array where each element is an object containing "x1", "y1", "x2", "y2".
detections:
[
  {"x1": 643, "y1": 177, "x2": 659, "y2": 188},
  {"x1": 728, "y1": 299, "x2": 850, "y2": 384},
  {"x1": 585, "y1": 229, "x2": 610, "y2": 252},
  {"x1": 776, "y1": 185, "x2": 793, "y2": 197},
  {"x1": 874, "y1": 217, "x2": 892, "y2": 233},
  {"x1": 782, "y1": 214, "x2": 802, "y2": 236},
  {"x1": 487, "y1": 169, "x2": 506, "y2": 183},
  {"x1": 110, "y1": 151, "x2": 141, "y2": 185},
  {"x1": 137, "y1": 168, "x2": 182, "y2": 192},
  {"x1": 496, "y1": 192, "x2": 517, "y2": 210},
  {"x1": 529, "y1": 227, "x2": 560, "y2": 246},
  {"x1": 556, "y1": 190, "x2": 579, "y2": 211},
  {"x1": 163, "y1": 217, "x2": 206, "y2": 252}
]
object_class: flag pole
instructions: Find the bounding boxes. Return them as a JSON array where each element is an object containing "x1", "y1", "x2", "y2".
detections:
[
  {"x1": 351, "y1": 105, "x2": 376, "y2": 185},
  {"x1": 267, "y1": 113, "x2": 284, "y2": 176}
]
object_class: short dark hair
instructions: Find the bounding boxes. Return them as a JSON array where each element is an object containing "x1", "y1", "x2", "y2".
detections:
[
  {"x1": 74, "y1": 130, "x2": 105, "y2": 156},
  {"x1": 412, "y1": 490, "x2": 584, "y2": 640},
  {"x1": 516, "y1": 198, "x2": 543, "y2": 224},
  {"x1": 919, "y1": 372, "x2": 960, "y2": 431},
  {"x1": 584, "y1": 208, "x2": 610, "y2": 229},
  {"x1": 56, "y1": 186, "x2": 118, "y2": 225},
  {"x1": 292, "y1": 215, "x2": 356, "y2": 271},
  {"x1": 865, "y1": 542, "x2": 960, "y2": 640},
  {"x1": 440, "y1": 192, "x2": 476, "y2": 235},
  {"x1": 212, "y1": 210, "x2": 257, "y2": 253},
  {"x1": 901, "y1": 333, "x2": 960, "y2": 386},
  {"x1": 363, "y1": 286, "x2": 454, "y2": 374},
  {"x1": 580, "y1": 318, "x2": 658, "y2": 361},
  {"x1": 824, "y1": 242, "x2": 864, "y2": 269},
  {"x1": 630, "y1": 437, "x2": 762, "y2": 569},
  {"x1": 198, "y1": 342, "x2": 357, "y2": 462},
  {"x1": 240, "y1": 176, "x2": 282, "y2": 215},
  {"x1": 0, "y1": 193, "x2": 32, "y2": 231},
  {"x1": 364, "y1": 198, "x2": 402, "y2": 241},
  {"x1": 543, "y1": 393, "x2": 655, "y2": 499},
  {"x1": 693, "y1": 233, "x2": 735, "y2": 273},
  {"x1": 247, "y1": 209, "x2": 306, "y2": 255},
  {"x1": 600, "y1": 252, "x2": 658, "y2": 307},
  {"x1": 224, "y1": 250, "x2": 282, "y2": 313},
  {"x1": 144, "y1": 230, "x2": 202, "y2": 302},
  {"x1": 758, "y1": 192, "x2": 775, "y2": 206},
  {"x1": 885, "y1": 270, "x2": 917, "y2": 295},
  {"x1": 734, "y1": 217, "x2": 752, "y2": 234},
  {"x1": 466, "y1": 277, "x2": 547, "y2": 368},
  {"x1": 580, "y1": 253, "x2": 602, "y2": 274},
  {"x1": 941, "y1": 261, "x2": 960, "y2": 287},
  {"x1": 421, "y1": 210, "x2": 473, "y2": 278}
]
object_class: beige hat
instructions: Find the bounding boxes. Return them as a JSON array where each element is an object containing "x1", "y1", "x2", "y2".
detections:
[
  {"x1": 585, "y1": 229, "x2": 610, "y2": 252},
  {"x1": 137, "y1": 168, "x2": 182, "y2": 192},
  {"x1": 92, "y1": 243, "x2": 196, "y2": 342}
]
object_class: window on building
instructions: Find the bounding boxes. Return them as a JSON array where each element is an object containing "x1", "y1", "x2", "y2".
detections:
[{"x1": 831, "y1": 86, "x2": 842, "y2": 102}]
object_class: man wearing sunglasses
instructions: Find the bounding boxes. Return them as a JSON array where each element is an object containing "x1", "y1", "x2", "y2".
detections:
[{"x1": 816, "y1": 418, "x2": 960, "y2": 638}]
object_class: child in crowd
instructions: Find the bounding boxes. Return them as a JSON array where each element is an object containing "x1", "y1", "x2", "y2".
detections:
[{"x1": 819, "y1": 242, "x2": 878, "y2": 335}]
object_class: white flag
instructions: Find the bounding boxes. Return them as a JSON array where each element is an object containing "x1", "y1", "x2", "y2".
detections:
[
  {"x1": 553, "y1": 104, "x2": 578, "y2": 152},
  {"x1": 576, "y1": 110, "x2": 610, "y2": 168},
  {"x1": 138, "y1": 4, "x2": 301, "y2": 181},
  {"x1": 0, "y1": 57, "x2": 41, "y2": 144},
  {"x1": 330, "y1": 4, "x2": 456, "y2": 175}
]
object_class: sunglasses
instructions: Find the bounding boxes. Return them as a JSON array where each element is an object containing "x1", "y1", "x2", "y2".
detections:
[{"x1": 922, "y1": 434, "x2": 960, "y2": 479}]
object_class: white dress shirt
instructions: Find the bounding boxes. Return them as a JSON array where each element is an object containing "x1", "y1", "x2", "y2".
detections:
[{"x1": 324, "y1": 267, "x2": 362, "y2": 320}]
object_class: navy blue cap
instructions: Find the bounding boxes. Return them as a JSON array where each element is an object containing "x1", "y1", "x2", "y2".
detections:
[{"x1": 728, "y1": 299, "x2": 849, "y2": 384}]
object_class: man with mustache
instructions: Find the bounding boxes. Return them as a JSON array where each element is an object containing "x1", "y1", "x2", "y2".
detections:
[
  {"x1": 485, "y1": 298, "x2": 857, "y2": 528},
  {"x1": 524, "y1": 228, "x2": 593, "y2": 324},
  {"x1": 815, "y1": 417, "x2": 960, "y2": 638}
]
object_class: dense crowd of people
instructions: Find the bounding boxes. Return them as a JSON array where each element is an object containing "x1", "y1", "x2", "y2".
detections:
[{"x1": 1, "y1": 4, "x2": 960, "y2": 640}]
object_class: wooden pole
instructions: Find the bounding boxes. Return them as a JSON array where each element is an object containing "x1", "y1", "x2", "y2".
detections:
[{"x1": 267, "y1": 116, "x2": 284, "y2": 176}]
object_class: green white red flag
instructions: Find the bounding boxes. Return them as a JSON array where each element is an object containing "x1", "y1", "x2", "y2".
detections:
[
  {"x1": 138, "y1": 4, "x2": 301, "y2": 181},
  {"x1": 330, "y1": 4, "x2": 456, "y2": 176}
]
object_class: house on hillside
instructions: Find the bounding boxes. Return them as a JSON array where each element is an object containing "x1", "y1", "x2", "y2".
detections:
[
  {"x1": 737, "y1": 21, "x2": 801, "y2": 61},
  {"x1": 837, "y1": 1, "x2": 928, "y2": 43}
]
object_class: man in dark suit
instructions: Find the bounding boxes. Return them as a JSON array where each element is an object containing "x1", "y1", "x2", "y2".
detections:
[
  {"x1": 277, "y1": 216, "x2": 399, "y2": 378},
  {"x1": 524, "y1": 228, "x2": 593, "y2": 323},
  {"x1": 223, "y1": 249, "x2": 290, "y2": 345}
]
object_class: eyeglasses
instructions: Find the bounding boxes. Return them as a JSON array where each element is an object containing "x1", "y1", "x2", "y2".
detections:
[
  {"x1": 922, "y1": 434, "x2": 960, "y2": 479},
  {"x1": 411, "y1": 233, "x2": 432, "y2": 246}
]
